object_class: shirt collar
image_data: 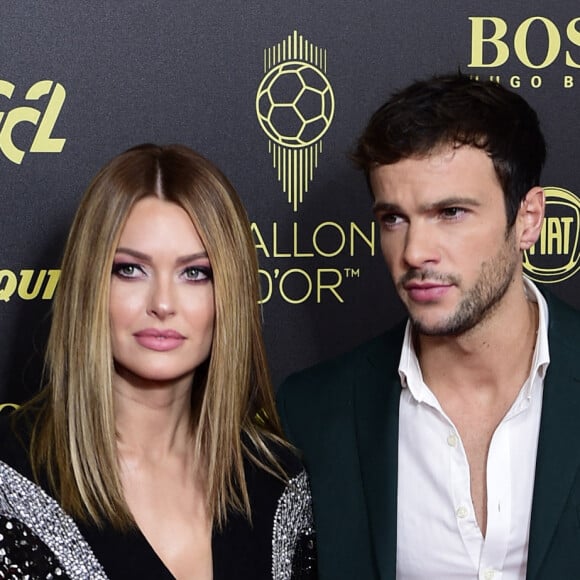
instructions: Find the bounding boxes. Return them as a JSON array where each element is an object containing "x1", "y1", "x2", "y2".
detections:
[{"x1": 398, "y1": 277, "x2": 550, "y2": 403}]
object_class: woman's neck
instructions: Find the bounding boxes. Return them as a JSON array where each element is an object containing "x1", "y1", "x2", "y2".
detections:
[{"x1": 113, "y1": 372, "x2": 196, "y2": 458}]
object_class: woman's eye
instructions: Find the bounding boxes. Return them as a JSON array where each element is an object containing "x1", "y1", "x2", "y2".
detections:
[
  {"x1": 183, "y1": 266, "x2": 212, "y2": 282},
  {"x1": 112, "y1": 263, "x2": 143, "y2": 278}
]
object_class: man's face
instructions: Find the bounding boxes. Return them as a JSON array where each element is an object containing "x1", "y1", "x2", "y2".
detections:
[{"x1": 370, "y1": 145, "x2": 522, "y2": 336}]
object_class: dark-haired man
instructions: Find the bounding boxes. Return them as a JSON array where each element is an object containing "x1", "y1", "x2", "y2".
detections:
[{"x1": 277, "y1": 75, "x2": 580, "y2": 579}]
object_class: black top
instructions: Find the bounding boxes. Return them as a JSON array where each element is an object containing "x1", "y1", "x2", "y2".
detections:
[{"x1": 0, "y1": 412, "x2": 317, "y2": 579}]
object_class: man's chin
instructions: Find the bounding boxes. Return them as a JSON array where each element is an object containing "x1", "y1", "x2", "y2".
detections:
[
  {"x1": 410, "y1": 314, "x2": 475, "y2": 337},
  {"x1": 407, "y1": 307, "x2": 451, "y2": 335},
  {"x1": 411, "y1": 320, "x2": 447, "y2": 337}
]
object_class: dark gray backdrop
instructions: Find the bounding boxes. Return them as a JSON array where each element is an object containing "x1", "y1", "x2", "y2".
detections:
[{"x1": 1, "y1": 1, "x2": 579, "y2": 403}]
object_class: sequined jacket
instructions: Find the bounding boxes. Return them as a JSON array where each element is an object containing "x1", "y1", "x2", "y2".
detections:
[{"x1": 0, "y1": 414, "x2": 316, "y2": 579}]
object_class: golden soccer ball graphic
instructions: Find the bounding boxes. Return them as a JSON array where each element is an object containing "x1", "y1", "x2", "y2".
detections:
[{"x1": 256, "y1": 61, "x2": 335, "y2": 147}]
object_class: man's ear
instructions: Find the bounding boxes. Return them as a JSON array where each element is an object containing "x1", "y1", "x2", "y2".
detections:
[{"x1": 517, "y1": 187, "x2": 545, "y2": 251}]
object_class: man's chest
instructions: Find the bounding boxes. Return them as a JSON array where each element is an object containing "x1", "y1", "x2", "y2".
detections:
[{"x1": 395, "y1": 387, "x2": 542, "y2": 579}]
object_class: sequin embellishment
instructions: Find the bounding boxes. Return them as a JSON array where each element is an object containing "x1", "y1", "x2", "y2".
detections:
[
  {"x1": 272, "y1": 469, "x2": 315, "y2": 579},
  {"x1": 0, "y1": 461, "x2": 108, "y2": 579}
]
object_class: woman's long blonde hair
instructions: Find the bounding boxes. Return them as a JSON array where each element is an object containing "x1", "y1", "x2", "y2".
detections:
[{"x1": 20, "y1": 144, "x2": 286, "y2": 529}]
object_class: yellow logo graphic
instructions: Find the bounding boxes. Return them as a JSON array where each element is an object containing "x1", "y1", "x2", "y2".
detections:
[
  {"x1": 256, "y1": 31, "x2": 335, "y2": 211},
  {"x1": 469, "y1": 17, "x2": 580, "y2": 69},
  {"x1": 0, "y1": 269, "x2": 60, "y2": 302},
  {"x1": 0, "y1": 80, "x2": 66, "y2": 164},
  {"x1": 523, "y1": 187, "x2": 580, "y2": 283}
]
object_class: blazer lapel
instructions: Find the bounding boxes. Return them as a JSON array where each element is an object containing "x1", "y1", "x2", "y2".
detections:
[
  {"x1": 527, "y1": 295, "x2": 580, "y2": 579},
  {"x1": 354, "y1": 328, "x2": 403, "y2": 580}
]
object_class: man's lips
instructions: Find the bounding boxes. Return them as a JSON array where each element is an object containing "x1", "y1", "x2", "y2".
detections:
[
  {"x1": 133, "y1": 329, "x2": 186, "y2": 351},
  {"x1": 403, "y1": 282, "x2": 453, "y2": 302}
]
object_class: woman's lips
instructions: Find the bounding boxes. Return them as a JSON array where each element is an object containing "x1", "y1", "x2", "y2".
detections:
[{"x1": 133, "y1": 329, "x2": 185, "y2": 351}]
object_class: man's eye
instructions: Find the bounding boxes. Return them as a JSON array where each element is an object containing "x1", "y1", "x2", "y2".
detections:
[
  {"x1": 441, "y1": 207, "x2": 465, "y2": 219},
  {"x1": 380, "y1": 214, "x2": 404, "y2": 227}
]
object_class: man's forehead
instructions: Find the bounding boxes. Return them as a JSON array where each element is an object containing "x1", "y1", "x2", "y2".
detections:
[
  {"x1": 370, "y1": 145, "x2": 495, "y2": 179},
  {"x1": 369, "y1": 143, "x2": 483, "y2": 174},
  {"x1": 369, "y1": 146, "x2": 502, "y2": 207}
]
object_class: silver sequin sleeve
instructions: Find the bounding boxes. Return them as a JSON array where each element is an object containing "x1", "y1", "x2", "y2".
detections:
[
  {"x1": 272, "y1": 469, "x2": 316, "y2": 580},
  {"x1": 0, "y1": 460, "x2": 108, "y2": 579}
]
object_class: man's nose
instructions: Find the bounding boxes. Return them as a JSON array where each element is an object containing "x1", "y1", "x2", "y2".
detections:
[{"x1": 402, "y1": 222, "x2": 439, "y2": 268}]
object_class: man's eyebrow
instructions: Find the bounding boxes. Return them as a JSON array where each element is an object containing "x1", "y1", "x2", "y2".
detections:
[
  {"x1": 372, "y1": 196, "x2": 481, "y2": 215},
  {"x1": 372, "y1": 201, "x2": 401, "y2": 215},
  {"x1": 420, "y1": 196, "x2": 481, "y2": 212}
]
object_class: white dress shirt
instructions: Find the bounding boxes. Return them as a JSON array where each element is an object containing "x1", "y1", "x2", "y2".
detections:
[{"x1": 396, "y1": 279, "x2": 550, "y2": 580}]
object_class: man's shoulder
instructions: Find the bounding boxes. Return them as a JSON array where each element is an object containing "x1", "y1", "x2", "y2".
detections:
[
  {"x1": 278, "y1": 320, "x2": 406, "y2": 402},
  {"x1": 544, "y1": 290, "x2": 580, "y2": 322},
  {"x1": 543, "y1": 291, "x2": 580, "y2": 365},
  {"x1": 543, "y1": 290, "x2": 580, "y2": 341}
]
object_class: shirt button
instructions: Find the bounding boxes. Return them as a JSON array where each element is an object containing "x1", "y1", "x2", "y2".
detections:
[
  {"x1": 447, "y1": 434, "x2": 458, "y2": 447},
  {"x1": 456, "y1": 506, "x2": 468, "y2": 519},
  {"x1": 484, "y1": 569, "x2": 496, "y2": 580}
]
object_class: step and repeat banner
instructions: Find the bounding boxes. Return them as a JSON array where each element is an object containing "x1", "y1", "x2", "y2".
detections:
[{"x1": 1, "y1": 1, "x2": 579, "y2": 404}]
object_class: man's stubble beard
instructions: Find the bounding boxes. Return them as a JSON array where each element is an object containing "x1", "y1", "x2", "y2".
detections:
[{"x1": 406, "y1": 230, "x2": 520, "y2": 337}]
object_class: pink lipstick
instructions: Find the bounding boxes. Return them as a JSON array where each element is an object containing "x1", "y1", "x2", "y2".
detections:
[{"x1": 133, "y1": 328, "x2": 185, "y2": 351}]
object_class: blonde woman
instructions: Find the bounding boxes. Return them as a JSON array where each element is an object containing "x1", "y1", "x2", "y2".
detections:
[{"x1": 0, "y1": 144, "x2": 316, "y2": 579}]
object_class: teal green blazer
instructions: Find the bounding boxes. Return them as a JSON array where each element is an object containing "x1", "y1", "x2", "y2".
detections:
[{"x1": 277, "y1": 293, "x2": 580, "y2": 580}]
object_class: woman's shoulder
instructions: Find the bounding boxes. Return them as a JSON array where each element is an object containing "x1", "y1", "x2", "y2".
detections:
[
  {"x1": 247, "y1": 435, "x2": 317, "y2": 579},
  {"x1": 0, "y1": 408, "x2": 110, "y2": 579},
  {"x1": 242, "y1": 432, "x2": 307, "y2": 489},
  {"x1": 214, "y1": 432, "x2": 317, "y2": 579},
  {"x1": 262, "y1": 435, "x2": 306, "y2": 478}
]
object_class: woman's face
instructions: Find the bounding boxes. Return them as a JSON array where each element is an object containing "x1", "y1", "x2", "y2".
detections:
[{"x1": 109, "y1": 197, "x2": 215, "y2": 390}]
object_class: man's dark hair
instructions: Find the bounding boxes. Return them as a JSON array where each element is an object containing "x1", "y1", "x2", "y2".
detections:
[{"x1": 352, "y1": 74, "x2": 546, "y2": 226}]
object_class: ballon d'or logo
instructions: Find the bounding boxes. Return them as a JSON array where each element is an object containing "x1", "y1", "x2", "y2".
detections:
[{"x1": 256, "y1": 31, "x2": 335, "y2": 211}]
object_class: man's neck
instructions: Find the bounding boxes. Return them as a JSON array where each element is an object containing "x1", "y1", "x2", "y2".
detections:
[{"x1": 416, "y1": 283, "x2": 539, "y2": 401}]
